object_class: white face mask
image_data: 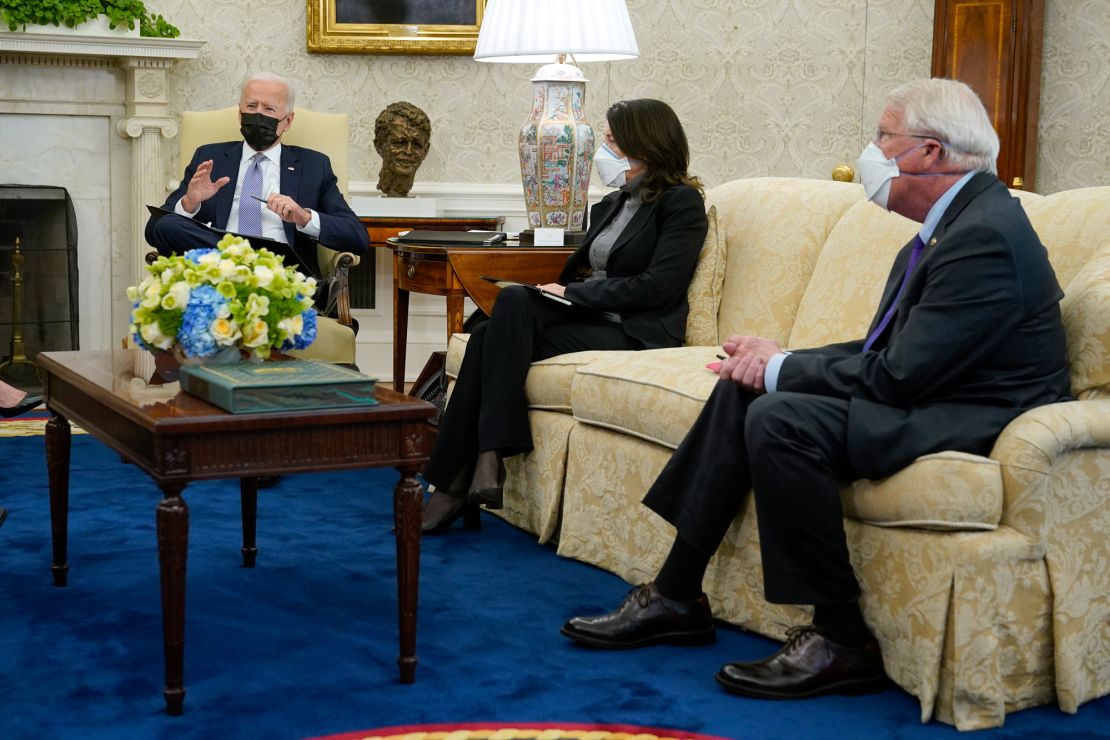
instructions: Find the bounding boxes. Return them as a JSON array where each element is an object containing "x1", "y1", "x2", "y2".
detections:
[
  {"x1": 856, "y1": 142, "x2": 905, "y2": 210},
  {"x1": 856, "y1": 139, "x2": 961, "y2": 210},
  {"x1": 594, "y1": 143, "x2": 631, "y2": 188}
]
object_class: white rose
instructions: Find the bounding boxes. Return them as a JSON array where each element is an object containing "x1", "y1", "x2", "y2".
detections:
[
  {"x1": 140, "y1": 322, "x2": 173, "y2": 350},
  {"x1": 253, "y1": 265, "x2": 274, "y2": 288}
]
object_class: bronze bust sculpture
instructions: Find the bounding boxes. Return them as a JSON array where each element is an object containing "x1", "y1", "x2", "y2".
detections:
[{"x1": 373, "y1": 102, "x2": 431, "y2": 197}]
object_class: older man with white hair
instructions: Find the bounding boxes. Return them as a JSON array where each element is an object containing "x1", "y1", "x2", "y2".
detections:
[
  {"x1": 145, "y1": 72, "x2": 368, "y2": 282},
  {"x1": 562, "y1": 78, "x2": 1071, "y2": 701}
]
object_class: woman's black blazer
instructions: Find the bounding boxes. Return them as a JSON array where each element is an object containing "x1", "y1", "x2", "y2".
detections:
[{"x1": 558, "y1": 184, "x2": 708, "y2": 349}]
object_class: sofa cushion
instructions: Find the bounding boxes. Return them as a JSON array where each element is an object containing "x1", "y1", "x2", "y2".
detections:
[
  {"x1": 789, "y1": 199, "x2": 919, "y2": 349},
  {"x1": 571, "y1": 347, "x2": 720, "y2": 448},
  {"x1": 1061, "y1": 242, "x2": 1110, "y2": 399},
  {"x1": 526, "y1": 350, "x2": 634, "y2": 410},
  {"x1": 684, "y1": 204, "x2": 725, "y2": 346},
  {"x1": 708, "y1": 178, "x2": 863, "y2": 345},
  {"x1": 842, "y1": 451, "x2": 1003, "y2": 531},
  {"x1": 1024, "y1": 186, "x2": 1110, "y2": 289}
]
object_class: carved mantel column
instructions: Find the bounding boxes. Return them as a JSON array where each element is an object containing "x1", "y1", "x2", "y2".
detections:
[{"x1": 118, "y1": 59, "x2": 180, "y2": 286}]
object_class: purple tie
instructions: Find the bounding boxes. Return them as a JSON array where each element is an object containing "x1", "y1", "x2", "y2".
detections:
[
  {"x1": 863, "y1": 235, "x2": 926, "y2": 351},
  {"x1": 238, "y1": 153, "x2": 265, "y2": 237}
]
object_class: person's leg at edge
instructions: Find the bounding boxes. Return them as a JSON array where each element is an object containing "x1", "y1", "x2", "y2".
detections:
[
  {"x1": 715, "y1": 392, "x2": 887, "y2": 698},
  {"x1": 561, "y1": 380, "x2": 760, "y2": 648},
  {"x1": 420, "y1": 322, "x2": 489, "y2": 533}
]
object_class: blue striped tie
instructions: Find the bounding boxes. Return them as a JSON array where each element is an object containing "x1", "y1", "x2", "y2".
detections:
[
  {"x1": 863, "y1": 235, "x2": 926, "y2": 351},
  {"x1": 238, "y1": 153, "x2": 266, "y2": 237}
]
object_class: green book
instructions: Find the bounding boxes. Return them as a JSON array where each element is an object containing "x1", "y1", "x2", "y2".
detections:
[{"x1": 179, "y1": 359, "x2": 378, "y2": 414}]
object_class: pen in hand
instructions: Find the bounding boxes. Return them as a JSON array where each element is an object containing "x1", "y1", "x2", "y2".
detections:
[{"x1": 249, "y1": 194, "x2": 268, "y2": 203}]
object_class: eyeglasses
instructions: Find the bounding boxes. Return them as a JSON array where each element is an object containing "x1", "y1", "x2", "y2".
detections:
[{"x1": 874, "y1": 129, "x2": 934, "y2": 145}]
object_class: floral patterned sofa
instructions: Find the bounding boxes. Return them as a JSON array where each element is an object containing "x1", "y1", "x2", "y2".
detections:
[{"x1": 444, "y1": 177, "x2": 1110, "y2": 730}]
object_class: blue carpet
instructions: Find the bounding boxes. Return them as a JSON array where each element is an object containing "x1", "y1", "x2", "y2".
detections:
[{"x1": 1, "y1": 435, "x2": 1108, "y2": 739}]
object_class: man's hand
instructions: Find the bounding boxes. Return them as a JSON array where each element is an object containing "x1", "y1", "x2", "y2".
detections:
[
  {"x1": 265, "y1": 193, "x2": 311, "y2": 227},
  {"x1": 719, "y1": 335, "x2": 783, "y2": 393},
  {"x1": 180, "y1": 159, "x2": 230, "y2": 213}
]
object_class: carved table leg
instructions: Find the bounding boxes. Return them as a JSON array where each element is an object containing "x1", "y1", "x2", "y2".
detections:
[
  {"x1": 240, "y1": 477, "x2": 258, "y2": 568},
  {"x1": 45, "y1": 413, "x2": 71, "y2": 587},
  {"x1": 156, "y1": 481, "x2": 189, "y2": 715},
  {"x1": 394, "y1": 462, "x2": 423, "y2": 683}
]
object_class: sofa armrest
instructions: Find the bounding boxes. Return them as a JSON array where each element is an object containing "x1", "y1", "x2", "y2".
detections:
[
  {"x1": 319, "y1": 249, "x2": 357, "y2": 327},
  {"x1": 989, "y1": 398, "x2": 1110, "y2": 539}
]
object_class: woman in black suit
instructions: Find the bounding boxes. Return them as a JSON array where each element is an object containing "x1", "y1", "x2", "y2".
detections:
[{"x1": 422, "y1": 98, "x2": 709, "y2": 533}]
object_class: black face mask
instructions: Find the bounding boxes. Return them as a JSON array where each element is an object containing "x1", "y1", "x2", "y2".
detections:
[{"x1": 240, "y1": 112, "x2": 283, "y2": 151}]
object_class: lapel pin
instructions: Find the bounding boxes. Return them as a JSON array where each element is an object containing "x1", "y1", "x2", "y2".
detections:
[{"x1": 287, "y1": 166, "x2": 295, "y2": 171}]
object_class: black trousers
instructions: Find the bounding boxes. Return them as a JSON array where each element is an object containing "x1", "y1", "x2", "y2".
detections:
[
  {"x1": 643, "y1": 381, "x2": 863, "y2": 605},
  {"x1": 422, "y1": 285, "x2": 641, "y2": 491}
]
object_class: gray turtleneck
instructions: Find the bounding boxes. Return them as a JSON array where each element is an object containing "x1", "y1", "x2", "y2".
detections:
[{"x1": 585, "y1": 175, "x2": 645, "y2": 322}]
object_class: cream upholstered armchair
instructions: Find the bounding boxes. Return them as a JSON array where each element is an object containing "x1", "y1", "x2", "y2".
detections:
[{"x1": 152, "y1": 105, "x2": 361, "y2": 365}]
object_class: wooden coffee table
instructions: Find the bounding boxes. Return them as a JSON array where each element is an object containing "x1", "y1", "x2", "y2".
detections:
[{"x1": 37, "y1": 350, "x2": 435, "y2": 715}]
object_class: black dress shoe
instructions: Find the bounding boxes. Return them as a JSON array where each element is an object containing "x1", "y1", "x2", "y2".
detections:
[
  {"x1": 0, "y1": 394, "x2": 42, "y2": 418},
  {"x1": 422, "y1": 490, "x2": 481, "y2": 535},
  {"x1": 467, "y1": 457, "x2": 504, "y2": 510},
  {"x1": 715, "y1": 625, "x2": 889, "y2": 699},
  {"x1": 561, "y1": 582, "x2": 716, "y2": 649}
]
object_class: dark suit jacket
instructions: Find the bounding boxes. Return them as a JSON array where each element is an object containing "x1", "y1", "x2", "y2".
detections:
[
  {"x1": 146, "y1": 141, "x2": 369, "y2": 276},
  {"x1": 559, "y1": 184, "x2": 708, "y2": 349},
  {"x1": 778, "y1": 173, "x2": 1071, "y2": 479}
]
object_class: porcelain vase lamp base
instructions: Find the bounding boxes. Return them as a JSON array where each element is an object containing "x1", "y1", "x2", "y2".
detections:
[{"x1": 518, "y1": 62, "x2": 594, "y2": 232}]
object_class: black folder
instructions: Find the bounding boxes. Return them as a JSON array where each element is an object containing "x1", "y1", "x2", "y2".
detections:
[{"x1": 395, "y1": 230, "x2": 507, "y2": 246}]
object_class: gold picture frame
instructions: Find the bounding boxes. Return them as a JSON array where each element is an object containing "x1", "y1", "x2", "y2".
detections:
[{"x1": 307, "y1": 0, "x2": 487, "y2": 55}]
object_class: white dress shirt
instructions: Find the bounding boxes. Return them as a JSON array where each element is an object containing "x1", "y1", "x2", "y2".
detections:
[{"x1": 176, "y1": 142, "x2": 321, "y2": 241}]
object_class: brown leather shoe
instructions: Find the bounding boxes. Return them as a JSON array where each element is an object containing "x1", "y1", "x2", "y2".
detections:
[
  {"x1": 561, "y1": 582, "x2": 716, "y2": 649},
  {"x1": 715, "y1": 625, "x2": 889, "y2": 699}
]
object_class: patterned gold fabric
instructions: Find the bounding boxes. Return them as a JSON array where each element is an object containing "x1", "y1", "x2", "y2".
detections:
[
  {"x1": 843, "y1": 452, "x2": 1002, "y2": 530},
  {"x1": 441, "y1": 178, "x2": 1110, "y2": 730},
  {"x1": 709, "y1": 178, "x2": 862, "y2": 344},
  {"x1": 684, "y1": 205, "x2": 726, "y2": 346},
  {"x1": 1060, "y1": 243, "x2": 1110, "y2": 398}
]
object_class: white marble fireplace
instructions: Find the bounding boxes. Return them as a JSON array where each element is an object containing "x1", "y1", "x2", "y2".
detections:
[{"x1": 0, "y1": 30, "x2": 202, "y2": 352}]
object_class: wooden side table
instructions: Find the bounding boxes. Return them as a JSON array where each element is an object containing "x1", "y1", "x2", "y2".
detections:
[
  {"x1": 386, "y1": 238, "x2": 576, "y2": 392},
  {"x1": 353, "y1": 217, "x2": 506, "y2": 309}
]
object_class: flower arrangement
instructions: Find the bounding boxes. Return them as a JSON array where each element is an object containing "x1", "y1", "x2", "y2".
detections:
[{"x1": 127, "y1": 234, "x2": 318, "y2": 361}]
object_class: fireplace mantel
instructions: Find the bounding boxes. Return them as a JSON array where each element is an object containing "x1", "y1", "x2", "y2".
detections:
[{"x1": 0, "y1": 31, "x2": 203, "y2": 352}]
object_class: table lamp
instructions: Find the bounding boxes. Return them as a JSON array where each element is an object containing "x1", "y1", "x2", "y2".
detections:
[{"x1": 474, "y1": 0, "x2": 639, "y2": 238}]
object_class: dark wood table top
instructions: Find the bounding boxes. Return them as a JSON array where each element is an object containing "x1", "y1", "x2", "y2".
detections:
[{"x1": 38, "y1": 350, "x2": 435, "y2": 482}]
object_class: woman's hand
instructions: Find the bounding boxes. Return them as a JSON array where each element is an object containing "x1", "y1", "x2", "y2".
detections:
[{"x1": 538, "y1": 283, "x2": 566, "y2": 297}]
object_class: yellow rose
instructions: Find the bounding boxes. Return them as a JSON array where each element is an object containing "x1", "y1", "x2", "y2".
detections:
[
  {"x1": 241, "y1": 318, "x2": 269, "y2": 348},
  {"x1": 209, "y1": 317, "x2": 242, "y2": 346}
]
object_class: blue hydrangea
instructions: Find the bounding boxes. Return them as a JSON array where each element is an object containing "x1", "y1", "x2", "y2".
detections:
[
  {"x1": 130, "y1": 300, "x2": 150, "y2": 350},
  {"x1": 279, "y1": 309, "x2": 319, "y2": 351},
  {"x1": 183, "y1": 248, "x2": 218, "y2": 264},
  {"x1": 176, "y1": 284, "x2": 225, "y2": 357}
]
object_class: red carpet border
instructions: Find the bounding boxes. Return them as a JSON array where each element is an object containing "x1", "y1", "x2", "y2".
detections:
[{"x1": 309, "y1": 722, "x2": 735, "y2": 740}]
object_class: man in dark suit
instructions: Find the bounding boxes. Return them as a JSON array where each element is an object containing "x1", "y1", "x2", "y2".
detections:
[
  {"x1": 561, "y1": 78, "x2": 1071, "y2": 700},
  {"x1": 145, "y1": 73, "x2": 369, "y2": 283}
]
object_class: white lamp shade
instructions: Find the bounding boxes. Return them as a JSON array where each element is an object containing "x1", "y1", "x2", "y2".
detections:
[{"x1": 475, "y1": 0, "x2": 639, "y2": 63}]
